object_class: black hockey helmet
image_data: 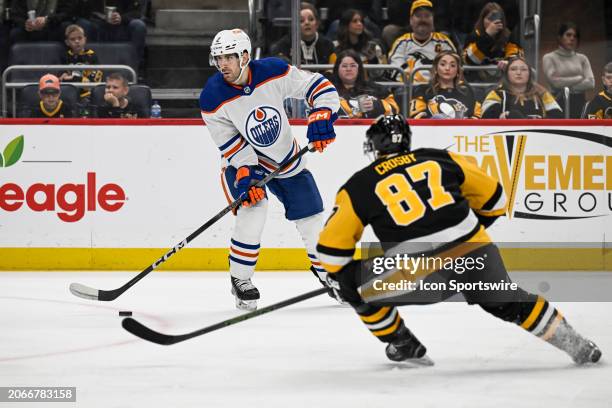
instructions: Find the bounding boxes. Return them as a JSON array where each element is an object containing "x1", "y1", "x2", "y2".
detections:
[{"x1": 364, "y1": 114, "x2": 412, "y2": 157}]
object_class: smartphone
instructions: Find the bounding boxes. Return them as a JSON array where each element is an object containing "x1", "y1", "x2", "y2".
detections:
[{"x1": 489, "y1": 11, "x2": 503, "y2": 22}]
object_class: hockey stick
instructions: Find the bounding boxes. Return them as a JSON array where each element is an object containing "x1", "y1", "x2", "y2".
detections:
[
  {"x1": 122, "y1": 287, "x2": 328, "y2": 345},
  {"x1": 69, "y1": 145, "x2": 311, "y2": 301}
]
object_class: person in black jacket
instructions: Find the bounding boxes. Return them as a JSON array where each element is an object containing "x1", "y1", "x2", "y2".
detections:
[
  {"x1": 74, "y1": 0, "x2": 146, "y2": 66},
  {"x1": 270, "y1": 2, "x2": 334, "y2": 65},
  {"x1": 9, "y1": 0, "x2": 76, "y2": 42},
  {"x1": 59, "y1": 24, "x2": 103, "y2": 100},
  {"x1": 96, "y1": 72, "x2": 147, "y2": 118},
  {"x1": 481, "y1": 56, "x2": 563, "y2": 119}
]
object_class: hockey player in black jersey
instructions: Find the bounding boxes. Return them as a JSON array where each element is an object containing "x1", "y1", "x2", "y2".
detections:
[{"x1": 316, "y1": 114, "x2": 602, "y2": 365}]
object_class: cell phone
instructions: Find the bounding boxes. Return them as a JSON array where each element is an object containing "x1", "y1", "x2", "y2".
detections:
[{"x1": 489, "y1": 11, "x2": 503, "y2": 22}]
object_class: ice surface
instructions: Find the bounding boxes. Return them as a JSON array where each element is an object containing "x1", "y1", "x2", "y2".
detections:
[{"x1": 1, "y1": 272, "x2": 610, "y2": 408}]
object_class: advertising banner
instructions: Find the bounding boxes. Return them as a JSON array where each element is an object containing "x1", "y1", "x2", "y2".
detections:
[{"x1": 0, "y1": 120, "x2": 609, "y2": 270}]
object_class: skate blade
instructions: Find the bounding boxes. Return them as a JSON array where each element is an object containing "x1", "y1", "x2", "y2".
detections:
[
  {"x1": 396, "y1": 355, "x2": 435, "y2": 367},
  {"x1": 235, "y1": 297, "x2": 257, "y2": 311}
]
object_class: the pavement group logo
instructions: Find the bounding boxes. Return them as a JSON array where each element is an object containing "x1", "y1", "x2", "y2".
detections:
[
  {"x1": 0, "y1": 135, "x2": 24, "y2": 168},
  {"x1": 453, "y1": 129, "x2": 611, "y2": 220}
]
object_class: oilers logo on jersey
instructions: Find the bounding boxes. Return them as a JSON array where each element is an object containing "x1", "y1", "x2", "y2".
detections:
[{"x1": 245, "y1": 106, "x2": 282, "y2": 147}]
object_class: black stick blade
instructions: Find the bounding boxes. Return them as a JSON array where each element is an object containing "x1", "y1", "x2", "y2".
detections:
[
  {"x1": 121, "y1": 287, "x2": 329, "y2": 345},
  {"x1": 122, "y1": 317, "x2": 180, "y2": 345}
]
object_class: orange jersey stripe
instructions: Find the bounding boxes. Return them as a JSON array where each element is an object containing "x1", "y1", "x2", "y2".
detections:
[
  {"x1": 231, "y1": 247, "x2": 259, "y2": 258},
  {"x1": 223, "y1": 139, "x2": 245, "y2": 159}
]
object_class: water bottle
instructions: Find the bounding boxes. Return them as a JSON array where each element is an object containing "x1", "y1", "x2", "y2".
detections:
[{"x1": 150, "y1": 101, "x2": 162, "y2": 118}]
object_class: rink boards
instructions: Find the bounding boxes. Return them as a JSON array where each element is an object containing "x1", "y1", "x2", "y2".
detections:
[{"x1": 0, "y1": 119, "x2": 610, "y2": 270}]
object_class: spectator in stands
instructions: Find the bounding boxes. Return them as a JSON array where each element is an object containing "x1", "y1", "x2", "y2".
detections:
[
  {"x1": 75, "y1": 0, "x2": 146, "y2": 69},
  {"x1": 388, "y1": 0, "x2": 456, "y2": 84},
  {"x1": 270, "y1": 2, "x2": 334, "y2": 65},
  {"x1": 9, "y1": 0, "x2": 75, "y2": 43},
  {"x1": 462, "y1": 2, "x2": 522, "y2": 83},
  {"x1": 96, "y1": 72, "x2": 144, "y2": 118},
  {"x1": 583, "y1": 62, "x2": 612, "y2": 119},
  {"x1": 481, "y1": 56, "x2": 563, "y2": 119},
  {"x1": 381, "y1": 0, "x2": 411, "y2": 50},
  {"x1": 59, "y1": 24, "x2": 103, "y2": 100},
  {"x1": 317, "y1": 0, "x2": 383, "y2": 40},
  {"x1": 542, "y1": 22, "x2": 594, "y2": 119},
  {"x1": 330, "y1": 9, "x2": 386, "y2": 67},
  {"x1": 331, "y1": 49, "x2": 399, "y2": 119},
  {"x1": 25, "y1": 73, "x2": 74, "y2": 118},
  {"x1": 410, "y1": 50, "x2": 481, "y2": 119}
]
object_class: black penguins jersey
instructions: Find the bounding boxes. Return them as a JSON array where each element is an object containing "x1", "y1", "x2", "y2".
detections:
[
  {"x1": 317, "y1": 148, "x2": 507, "y2": 272},
  {"x1": 583, "y1": 90, "x2": 612, "y2": 119},
  {"x1": 410, "y1": 85, "x2": 482, "y2": 119}
]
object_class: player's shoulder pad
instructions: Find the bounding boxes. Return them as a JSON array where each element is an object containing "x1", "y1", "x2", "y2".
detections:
[
  {"x1": 250, "y1": 57, "x2": 291, "y2": 86},
  {"x1": 199, "y1": 72, "x2": 239, "y2": 113},
  {"x1": 410, "y1": 147, "x2": 458, "y2": 167},
  {"x1": 412, "y1": 147, "x2": 452, "y2": 157}
]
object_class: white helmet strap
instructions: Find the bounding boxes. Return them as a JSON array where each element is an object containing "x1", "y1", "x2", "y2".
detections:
[{"x1": 233, "y1": 52, "x2": 250, "y2": 84}]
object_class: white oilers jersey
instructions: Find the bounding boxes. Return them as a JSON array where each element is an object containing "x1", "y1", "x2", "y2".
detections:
[{"x1": 200, "y1": 57, "x2": 339, "y2": 178}]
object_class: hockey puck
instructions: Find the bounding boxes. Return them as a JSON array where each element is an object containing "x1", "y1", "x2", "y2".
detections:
[{"x1": 118, "y1": 311, "x2": 132, "y2": 317}]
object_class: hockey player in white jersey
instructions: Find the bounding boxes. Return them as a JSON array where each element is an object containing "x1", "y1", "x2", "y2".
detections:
[{"x1": 200, "y1": 29, "x2": 340, "y2": 311}]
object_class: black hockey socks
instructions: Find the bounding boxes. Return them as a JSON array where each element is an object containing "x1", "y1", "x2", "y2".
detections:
[{"x1": 356, "y1": 304, "x2": 404, "y2": 343}]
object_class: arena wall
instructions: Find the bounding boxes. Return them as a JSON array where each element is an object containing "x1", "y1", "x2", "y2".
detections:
[{"x1": 0, "y1": 119, "x2": 610, "y2": 270}]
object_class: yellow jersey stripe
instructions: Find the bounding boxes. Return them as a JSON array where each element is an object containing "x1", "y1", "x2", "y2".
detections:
[
  {"x1": 371, "y1": 314, "x2": 402, "y2": 337},
  {"x1": 360, "y1": 306, "x2": 391, "y2": 323},
  {"x1": 521, "y1": 296, "x2": 545, "y2": 329}
]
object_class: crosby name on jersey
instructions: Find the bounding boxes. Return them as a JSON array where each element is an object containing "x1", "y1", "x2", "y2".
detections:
[{"x1": 200, "y1": 57, "x2": 339, "y2": 177}]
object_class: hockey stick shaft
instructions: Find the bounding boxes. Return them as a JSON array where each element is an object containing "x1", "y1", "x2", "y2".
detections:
[
  {"x1": 70, "y1": 145, "x2": 310, "y2": 301},
  {"x1": 122, "y1": 287, "x2": 328, "y2": 345}
]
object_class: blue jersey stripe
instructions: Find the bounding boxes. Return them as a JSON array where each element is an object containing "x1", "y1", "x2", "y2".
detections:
[
  {"x1": 230, "y1": 238, "x2": 261, "y2": 250},
  {"x1": 312, "y1": 88, "x2": 337, "y2": 103},
  {"x1": 305, "y1": 76, "x2": 325, "y2": 101},
  {"x1": 218, "y1": 133, "x2": 241, "y2": 151},
  {"x1": 229, "y1": 255, "x2": 257, "y2": 266},
  {"x1": 226, "y1": 142, "x2": 248, "y2": 162}
]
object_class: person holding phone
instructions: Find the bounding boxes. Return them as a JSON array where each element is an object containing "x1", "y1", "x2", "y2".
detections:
[{"x1": 462, "y1": 2, "x2": 523, "y2": 82}]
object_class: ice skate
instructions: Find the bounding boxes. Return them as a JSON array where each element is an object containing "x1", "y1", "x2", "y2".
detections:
[
  {"x1": 546, "y1": 318, "x2": 602, "y2": 365},
  {"x1": 311, "y1": 266, "x2": 346, "y2": 304},
  {"x1": 230, "y1": 277, "x2": 260, "y2": 311},
  {"x1": 386, "y1": 326, "x2": 433, "y2": 366}
]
